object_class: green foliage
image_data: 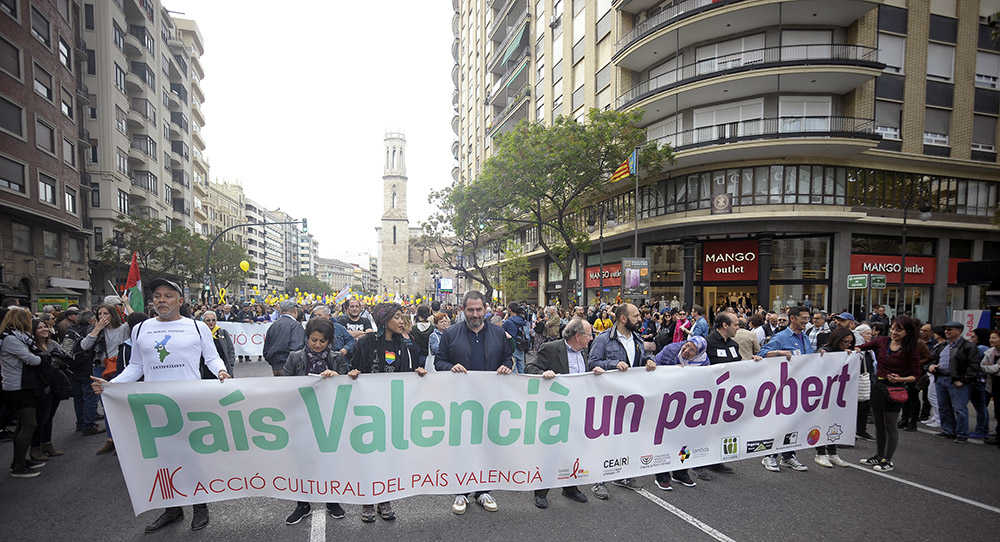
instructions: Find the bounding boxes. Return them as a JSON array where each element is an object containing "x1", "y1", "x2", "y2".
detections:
[
  {"x1": 500, "y1": 242, "x2": 532, "y2": 303},
  {"x1": 285, "y1": 275, "x2": 332, "y2": 296},
  {"x1": 475, "y1": 108, "x2": 674, "y2": 306}
]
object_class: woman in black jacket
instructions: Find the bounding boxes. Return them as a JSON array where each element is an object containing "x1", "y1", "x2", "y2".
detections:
[{"x1": 348, "y1": 303, "x2": 427, "y2": 523}]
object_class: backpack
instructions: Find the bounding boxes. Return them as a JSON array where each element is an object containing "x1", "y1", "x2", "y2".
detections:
[
  {"x1": 410, "y1": 323, "x2": 433, "y2": 356},
  {"x1": 515, "y1": 324, "x2": 532, "y2": 352}
]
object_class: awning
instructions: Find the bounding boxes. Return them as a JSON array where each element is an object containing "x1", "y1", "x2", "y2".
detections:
[
  {"x1": 501, "y1": 60, "x2": 528, "y2": 92},
  {"x1": 500, "y1": 26, "x2": 527, "y2": 65}
]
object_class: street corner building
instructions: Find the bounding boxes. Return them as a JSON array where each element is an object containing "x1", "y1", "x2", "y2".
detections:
[{"x1": 452, "y1": 0, "x2": 1000, "y2": 321}]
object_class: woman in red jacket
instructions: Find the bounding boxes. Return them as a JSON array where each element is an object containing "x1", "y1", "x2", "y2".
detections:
[{"x1": 856, "y1": 316, "x2": 929, "y2": 472}]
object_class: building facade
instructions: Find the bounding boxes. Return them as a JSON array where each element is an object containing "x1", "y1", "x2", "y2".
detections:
[
  {"x1": 1, "y1": 0, "x2": 93, "y2": 308},
  {"x1": 315, "y1": 256, "x2": 353, "y2": 293},
  {"x1": 454, "y1": 0, "x2": 1000, "y2": 323},
  {"x1": 242, "y1": 196, "x2": 266, "y2": 296}
]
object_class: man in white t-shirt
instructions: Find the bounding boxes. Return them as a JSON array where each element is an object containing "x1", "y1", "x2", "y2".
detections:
[{"x1": 92, "y1": 278, "x2": 230, "y2": 533}]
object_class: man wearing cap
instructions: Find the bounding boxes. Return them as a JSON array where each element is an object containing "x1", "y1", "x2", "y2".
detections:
[
  {"x1": 263, "y1": 300, "x2": 306, "y2": 376},
  {"x1": 90, "y1": 278, "x2": 230, "y2": 533},
  {"x1": 928, "y1": 322, "x2": 982, "y2": 442}
]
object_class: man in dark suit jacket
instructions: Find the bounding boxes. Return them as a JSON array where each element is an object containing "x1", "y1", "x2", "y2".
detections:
[
  {"x1": 525, "y1": 317, "x2": 593, "y2": 509},
  {"x1": 262, "y1": 300, "x2": 305, "y2": 376}
]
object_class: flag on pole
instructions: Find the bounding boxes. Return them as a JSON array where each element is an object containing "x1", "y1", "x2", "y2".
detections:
[
  {"x1": 609, "y1": 148, "x2": 638, "y2": 183},
  {"x1": 124, "y1": 252, "x2": 144, "y2": 314},
  {"x1": 333, "y1": 285, "x2": 351, "y2": 305}
]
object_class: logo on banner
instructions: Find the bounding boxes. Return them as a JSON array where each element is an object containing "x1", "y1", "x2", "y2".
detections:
[
  {"x1": 721, "y1": 437, "x2": 739, "y2": 460},
  {"x1": 806, "y1": 426, "x2": 822, "y2": 446},
  {"x1": 148, "y1": 466, "x2": 186, "y2": 502},
  {"x1": 780, "y1": 432, "x2": 799, "y2": 449},
  {"x1": 746, "y1": 439, "x2": 774, "y2": 453},
  {"x1": 602, "y1": 457, "x2": 629, "y2": 475},
  {"x1": 678, "y1": 445, "x2": 709, "y2": 463},
  {"x1": 639, "y1": 453, "x2": 671, "y2": 469},
  {"x1": 557, "y1": 458, "x2": 589, "y2": 480},
  {"x1": 679, "y1": 446, "x2": 691, "y2": 463},
  {"x1": 827, "y1": 424, "x2": 843, "y2": 442}
]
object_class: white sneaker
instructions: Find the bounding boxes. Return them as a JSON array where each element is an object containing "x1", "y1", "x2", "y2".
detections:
[
  {"x1": 923, "y1": 419, "x2": 940, "y2": 428},
  {"x1": 761, "y1": 456, "x2": 780, "y2": 472},
  {"x1": 451, "y1": 495, "x2": 468, "y2": 515},
  {"x1": 828, "y1": 454, "x2": 850, "y2": 467},
  {"x1": 814, "y1": 455, "x2": 833, "y2": 468},
  {"x1": 779, "y1": 456, "x2": 809, "y2": 471},
  {"x1": 476, "y1": 493, "x2": 498, "y2": 512}
]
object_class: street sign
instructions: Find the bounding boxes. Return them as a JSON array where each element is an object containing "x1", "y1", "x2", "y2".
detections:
[
  {"x1": 847, "y1": 274, "x2": 868, "y2": 289},
  {"x1": 869, "y1": 274, "x2": 887, "y2": 289}
]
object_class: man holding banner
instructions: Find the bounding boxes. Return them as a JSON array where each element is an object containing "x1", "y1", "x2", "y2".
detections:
[{"x1": 91, "y1": 278, "x2": 231, "y2": 533}]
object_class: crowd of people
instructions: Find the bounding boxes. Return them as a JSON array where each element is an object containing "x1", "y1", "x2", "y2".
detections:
[{"x1": 2, "y1": 285, "x2": 997, "y2": 532}]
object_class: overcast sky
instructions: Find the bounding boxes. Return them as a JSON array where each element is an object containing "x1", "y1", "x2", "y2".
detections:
[{"x1": 165, "y1": 1, "x2": 454, "y2": 260}]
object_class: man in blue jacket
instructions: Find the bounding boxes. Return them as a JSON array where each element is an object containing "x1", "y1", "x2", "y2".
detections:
[
  {"x1": 501, "y1": 303, "x2": 530, "y2": 373},
  {"x1": 587, "y1": 303, "x2": 652, "y2": 499},
  {"x1": 435, "y1": 291, "x2": 512, "y2": 515}
]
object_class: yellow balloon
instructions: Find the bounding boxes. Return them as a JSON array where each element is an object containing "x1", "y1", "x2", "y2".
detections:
[{"x1": 239, "y1": 260, "x2": 250, "y2": 272}]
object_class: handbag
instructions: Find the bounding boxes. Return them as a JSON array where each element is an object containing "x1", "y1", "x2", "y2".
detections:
[
  {"x1": 858, "y1": 372, "x2": 871, "y2": 401},
  {"x1": 886, "y1": 385, "x2": 908, "y2": 403}
]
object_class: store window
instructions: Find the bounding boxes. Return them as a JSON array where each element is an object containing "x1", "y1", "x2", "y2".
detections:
[
  {"x1": 771, "y1": 237, "x2": 830, "y2": 280},
  {"x1": 849, "y1": 287, "x2": 930, "y2": 323},
  {"x1": 769, "y1": 284, "x2": 828, "y2": 313}
]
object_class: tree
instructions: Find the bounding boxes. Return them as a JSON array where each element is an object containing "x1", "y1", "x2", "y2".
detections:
[
  {"x1": 476, "y1": 109, "x2": 674, "y2": 307},
  {"x1": 285, "y1": 275, "x2": 331, "y2": 296},
  {"x1": 499, "y1": 242, "x2": 532, "y2": 303},
  {"x1": 418, "y1": 181, "x2": 501, "y2": 300}
]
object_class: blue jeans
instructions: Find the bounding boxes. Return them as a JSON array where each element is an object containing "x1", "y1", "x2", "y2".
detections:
[
  {"x1": 969, "y1": 379, "x2": 990, "y2": 435},
  {"x1": 512, "y1": 349, "x2": 525, "y2": 374},
  {"x1": 73, "y1": 371, "x2": 99, "y2": 429},
  {"x1": 935, "y1": 376, "x2": 970, "y2": 438}
]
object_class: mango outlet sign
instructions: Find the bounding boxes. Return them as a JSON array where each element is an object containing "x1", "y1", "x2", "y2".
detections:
[{"x1": 102, "y1": 354, "x2": 859, "y2": 514}]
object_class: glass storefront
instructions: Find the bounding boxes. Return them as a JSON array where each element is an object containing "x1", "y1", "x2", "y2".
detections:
[
  {"x1": 848, "y1": 286, "x2": 930, "y2": 324},
  {"x1": 769, "y1": 284, "x2": 829, "y2": 313}
]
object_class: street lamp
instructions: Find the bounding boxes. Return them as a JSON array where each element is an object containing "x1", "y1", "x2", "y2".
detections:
[
  {"x1": 897, "y1": 176, "x2": 932, "y2": 317},
  {"x1": 587, "y1": 202, "x2": 617, "y2": 305}
]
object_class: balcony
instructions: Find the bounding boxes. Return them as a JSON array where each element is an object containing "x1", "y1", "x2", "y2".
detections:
[
  {"x1": 171, "y1": 169, "x2": 191, "y2": 188},
  {"x1": 170, "y1": 83, "x2": 189, "y2": 105},
  {"x1": 123, "y1": 32, "x2": 142, "y2": 57},
  {"x1": 488, "y1": 0, "x2": 526, "y2": 40},
  {"x1": 489, "y1": 89, "x2": 530, "y2": 137},
  {"x1": 129, "y1": 98, "x2": 156, "y2": 128},
  {"x1": 170, "y1": 111, "x2": 190, "y2": 134},
  {"x1": 452, "y1": 114, "x2": 460, "y2": 136},
  {"x1": 452, "y1": 63, "x2": 460, "y2": 86},
  {"x1": 192, "y1": 126, "x2": 205, "y2": 149},
  {"x1": 614, "y1": 0, "x2": 879, "y2": 70},
  {"x1": 648, "y1": 115, "x2": 879, "y2": 169},
  {"x1": 193, "y1": 148, "x2": 208, "y2": 170},
  {"x1": 191, "y1": 101, "x2": 204, "y2": 126},
  {"x1": 172, "y1": 198, "x2": 190, "y2": 216},
  {"x1": 190, "y1": 54, "x2": 204, "y2": 81},
  {"x1": 452, "y1": 89, "x2": 459, "y2": 110},
  {"x1": 452, "y1": 140, "x2": 460, "y2": 160},
  {"x1": 129, "y1": 136, "x2": 156, "y2": 162},
  {"x1": 125, "y1": 72, "x2": 144, "y2": 92},
  {"x1": 488, "y1": 12, "x2": 529, "y2": 74},
  {"x1": 618, "y1": 44, "x2": 882, "y2": 125},
  {"x1": 452, "y1": 166, "x2": 460, "y2": 183},
  {"x1": 130, "y1": 170, "x2": 158, "y2": 194},
  {"x1": 191, "y1": 78, "x2": 205, "y2": 105},
  {"x1": 452, "y1": 38, "x2": 460, "y2": 62},
  {"x1": 129, "y1": 62, "x2": 156, "y2": 90}
]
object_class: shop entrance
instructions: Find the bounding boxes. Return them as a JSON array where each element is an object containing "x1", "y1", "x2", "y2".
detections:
[{"x1": 701, "y1": 287, "x2": 758, "y2": 311}]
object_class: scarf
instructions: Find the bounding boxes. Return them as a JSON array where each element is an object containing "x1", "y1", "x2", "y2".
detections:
[
  {"x1": 210, "y1": 325, "x2": 221, "y2": 339},
  {"x1": 682, "y1": 336, "x2": 709, "y2": 365},
  {"x1": 305, "y1": 347, "x2": 330, "y2": 375}
]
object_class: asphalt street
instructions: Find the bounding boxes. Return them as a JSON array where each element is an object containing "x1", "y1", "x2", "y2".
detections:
[{"x1": 2, "y1": 359, "x2": 998, "y2": 542}]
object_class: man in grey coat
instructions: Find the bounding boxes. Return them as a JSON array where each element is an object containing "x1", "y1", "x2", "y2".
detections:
[{"x1": 262, "y1": 300, "x2": 305, "y2": 376}]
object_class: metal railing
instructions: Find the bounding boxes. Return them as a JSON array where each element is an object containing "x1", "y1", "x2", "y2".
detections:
[
  {"x1": 616, "y1": 0, "x2": 744, "y2": 53},
  {"x1": 488, "y1": 10, "x2": 530, "y2": 73},
  {"x1": 130, "y1": 98, "x2": 156, "y2": 123},
  {"x1": 487, "y1": 0, "x2": 524, "y2": 38},
  {"x1": 491, "y1": 87, "x2": 531, "y2": 132},
  {"x1": 617, "y1": 43, "x2": 880, "y2": 108},
  {"x1": 647, "y1": 116, "x2": 877, "y2": 151},
  {"x1": 489, "y1": 50, "x2": 530, "y2": 103}
]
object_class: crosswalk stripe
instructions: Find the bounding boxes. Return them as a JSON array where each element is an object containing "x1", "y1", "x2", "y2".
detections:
[{"x1": 309, "y1": 508, "x2": 326, "y2": 542}]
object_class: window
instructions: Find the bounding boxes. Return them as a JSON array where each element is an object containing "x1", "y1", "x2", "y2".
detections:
[
  {"x1": 43, "y1": 230, "x2": 58, "y2": 258},
  {"x1": 69, "y1": 237, "x2": 83, "y2": 262},
  {"x1": 65, "y1": 187, "x2": 76, "y2": 213},
  {"x1": 113, "y1": 22, "x2": 125, "y2": 50},
  {"x1": 0, "y1": 96, "x2": 23, "y2": 138},
  {"x1": 875, "y1": 100, "x2": 902, "y2": 140},
  {"x1": 60, "y1": 89, "x2": 73, "y2": 119},
  {"x1": 924, "y1": 108, "x2": 950, "y2": 146},
  {"x1": 647, "y1": 114, "x2": 681, "y2": 147},
  {"x1": 927, "y1": 43, "x2": 954, "y2": 82},
  {"x1": 86, "y1": 49, "x2": 95, "y2": 75},
  {"x1": 596, "y1": 62, "x2": 611, "y2": 92},
  {"x1": 1, "y1": 35, "x2": 20, "y2": 79},
  {"x1": 12, "y1": 222, "x2": 30, "y2": 252},
  {"x1": 93, "y1": 226, "x2": 102, "y2": 248},
  {"x1": 780, "y1": 30, "x2": 831, "y2": 61},
  {"x1": 62, "y1": 137, "x2": 75, "y2": 166},
  {"x1": 38, "y1": 173, "x2": 57, "y2": 204},
  {"x1": 976, "y1": 51, "x2": 1000, "y2": 89},
  {"x1": 89, "y1": 106, "x2": 96, "y2": 119},
  {"x1": 33, "y1": 64, "x2": 53, "y2": 100},
  {"x1": 116, "y1": 148, "x2": 128, "y2": 174},
  {"x1": 693, "y1": 98, "x2": 763, "y2": 142},
  {"x1": 973, "y1": 115, "x2": 997, "y2": 152},
  {"x1": 878, "y1": 33, "x2": 905, "y2": 74},
  {"x1": 697, "y1": 33, "x2": 765, "y2": 74},
  {"x1": 118, "y1": 189, "x2": 128, "y2": 214},
  {"x1": 89, "y1": 141, "x2": 98, "y2": 162},
  {"x1": 84, "y1": 4, "x2": 94, "y2": 30},
  {"x1": 58, "y1": 38, "x2": 70, "y2": 69},
  {"x1": 779, "y1": 96, "x2": 831, "y2": 132},
  {"x1": 35, "y1": 118, "x2": 55, "y2": 154},
  {"x1": 30, "y1": 7, "x2": 50, "y2": 47},
  {"x1": 1, "y1": 0, "x2": 17, "y2": 19},
  {"x1": 0, "y1": 154, "x2": 26, "y2": 192},
  {"x1": 90, "y1": 182, "x2": 99, "y2": 207},
  {"x1": 115, "y1": 106, "x2": 127, "y2": 134},
  {"x1": 115, "y1": 63, "x2": 126, "y2": 92}
]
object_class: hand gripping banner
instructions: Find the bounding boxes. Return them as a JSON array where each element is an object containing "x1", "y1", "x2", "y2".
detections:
[{"x1": 101, "y1": 353, "x2": 859, "y2": 514}]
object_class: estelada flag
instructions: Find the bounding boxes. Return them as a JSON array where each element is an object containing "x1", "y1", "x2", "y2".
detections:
[
  {"x1": 124, "y1": 252, "x2": 144, "y2": 314},
  {"x1": 609, "y1": 148, "x2": 638, "y2": 183}
]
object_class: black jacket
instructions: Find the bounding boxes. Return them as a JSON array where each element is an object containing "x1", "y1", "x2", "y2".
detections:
[
  {"x1": 283, "y1": 347, "x2": 349, "y2": 376},
  {"x1": 351, "y1": 332, "x2": 419, "y2": 374},
  {"x1": 262, "y1": 315, "x2": 305, "y2": 368},
  {"x1": 526, "y1": 339, "x2": 588, "y2": 375},
  {"x1": 434, "y1": 322, "x2": 513, "y2": 372},
  {"x1": 940, "y1": 337, "x2": 983, "y2": 383},
  {"x1": 706, "y1": 330, "x2": 742, "y2": 364}
]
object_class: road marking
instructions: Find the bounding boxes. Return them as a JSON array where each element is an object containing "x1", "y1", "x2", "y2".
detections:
[
  {"x1": 309, "y1": 509, "x2": 326, "y2": 542},
  {"x1": 846, "y1": 464, "x2": 1000, "y2": 515},
  {"x1": 634, "y1": 488, "x2": 737, "y2": 542},
  {"x1": 915, "y1": 427, "x2": 983, "y2": 444}
]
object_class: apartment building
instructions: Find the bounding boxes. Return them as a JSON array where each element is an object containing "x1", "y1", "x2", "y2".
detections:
[
  {"x1": 316, "y1": 256, "x2": 354, "y2": 293},
  {"x1": 1, "y1": 0, "x2": 92, "y2": 307},
  {"x1": 242, "y1": 196, "x2": 266, "y2": 295},
  {"x1": 453, "y1": 0, "x2": 1000, "y2": 322},
  {"x1": 298, "y1": 227, "x2": 318, "y2": 277}
]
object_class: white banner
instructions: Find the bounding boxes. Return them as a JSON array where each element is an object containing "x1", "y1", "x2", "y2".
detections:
[
  {"x1": 217, "y1": 322, "x2": 269, "y2": 356},
  {"x1": 102, "y1": 353, "x2": 858, "y2": 515}
]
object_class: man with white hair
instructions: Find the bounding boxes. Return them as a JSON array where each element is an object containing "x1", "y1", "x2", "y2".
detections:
[
  {"x1": 262, "y1": 300, "x2": 305, "y2": 376},
  {"x1": 309, "y1": 305, "x2": 355, "y2": 358}
]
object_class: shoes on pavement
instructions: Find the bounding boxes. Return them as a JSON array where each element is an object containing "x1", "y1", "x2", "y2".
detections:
[
  {"x1": 80, "y1": 425, "x2": 105, "y2": 436},
  {"x1": 692, "y1": 468, "x2": 714, "y2": 481},
  {"x1": 954, "y1": 437, "x2": 968, "y2": 443},
  {"x1": 860, "y1": 455, "x2": 881, "y2": 466},
  {"x1": 611, "y1": 478, "x2": 640, "y2": 489},
  {"x1": 671, "y1": 470, "x2": 697, "y2": 487},
  {"x1": 857, "y1": 432, "x2": 875, "y2": 441},
  {"x1": 96, "y1": 441, "x2": 115, "y2": 455},
  {"x1": 708, "y1": 463, "x2": 735, "y2": 474},
  {"x1": 592, "y1": 483, "x2": 609, "y2": 500},
  {"x1": 923, "y1": 420, "x2": 941, "y2": 428},
  {"x1": 40, "y1": 442, "x2": 63, "y2": 457},
  {"x1": 761, "y1": 456, "x2": 780, "y2": 472},
  {"x1": 191, "y1": 504, "x2": 209, "y2": 531},
  {"x1": 904, "y1": 425, "x2": 917, "y2": 432},
  {"x1": 779, "y1": 456, "x2": 808, "y2": 472},
  {"x1": 360, "y1": 505, "x2": 376, "y2": 523},
  {"x1": 873, "y1": 459, "x2": 895, "y2": 472},
  {"x1": 144, "y1": 508, "x2": 183, "y2": 533},
  {"x1": 654, "y1": 477, "x2": 672, "y2": 491},
  {"x1": 451, "y1": 495, "x2": 469, "y2": 515},
  {"x1": 814, "y1": 454, "x2": 833, "y2": 468},
  {"x1": 476, "y1": 493, "x2": 498, "y2": 512},
  {"x1": 534, "y1": 495, "x2": 549, "y2": 509},
  {"x1": 29, "y1": 446, "x2": 47, "y2": 461},
  {"x1": 9, "y1": 466, "x2": 40, "y2": 478},
  {"x1": 828, "y1": 455, "x2": 850, "y2": 467},
  {"x1": 562, "y1": 488, "x2": 588, "y2": 503},
  {"x1": 326, "y1": 503, "x2": 345, "y2": 519},
  {"x1": 935, "y1": 431, "x2": 956, "y2": 438},
  {"x1": 25, "y1": 459, "x2": 46, "y2": 469},
  {"x1": 377, "y1": 502, "x2": 396, "y2": 521},
  {"x1": 969, "y1": 432, "x2": 986, "y2": 439},
  {"x1": 285, "y1": 503, "x2": 312, "y2": 525}
]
